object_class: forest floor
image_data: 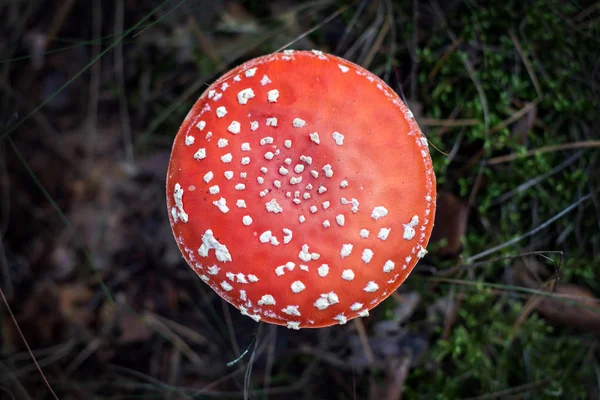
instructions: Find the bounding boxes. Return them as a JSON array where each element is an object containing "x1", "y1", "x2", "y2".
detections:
[{"x1": 1, "y1": 0, "x2": 599, "y2": 399}]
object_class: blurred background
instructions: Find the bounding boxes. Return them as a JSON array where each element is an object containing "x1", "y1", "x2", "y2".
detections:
[{"x1": 1, "y1": 0, "x2": 599, "y2": 398}]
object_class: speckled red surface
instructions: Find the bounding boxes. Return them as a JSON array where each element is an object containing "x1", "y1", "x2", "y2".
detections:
[{"x1": 166, "y1": 50, "x2": 436, "y2": 329}]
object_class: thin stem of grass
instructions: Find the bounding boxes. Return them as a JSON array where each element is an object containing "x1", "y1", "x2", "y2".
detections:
[
  {"x1": 0, "y1": 288, "x2": 59, "y2": 400},
  {"x1": 468, "y1": 192, "x2": 593, "y2": 263}
]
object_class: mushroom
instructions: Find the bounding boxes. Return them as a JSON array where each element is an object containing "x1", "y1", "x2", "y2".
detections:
[{"x1": 166, "y1": 50, "x2": 436, "y2": 329}]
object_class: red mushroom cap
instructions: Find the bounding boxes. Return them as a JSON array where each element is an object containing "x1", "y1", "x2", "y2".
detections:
[{"x1": 166, "y1": 50, "x2": 436, "y2": 329}]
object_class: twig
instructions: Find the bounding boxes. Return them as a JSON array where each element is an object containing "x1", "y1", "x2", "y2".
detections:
[{"x1": 486, "y1": 140, "x2": 600, "y2": 165}]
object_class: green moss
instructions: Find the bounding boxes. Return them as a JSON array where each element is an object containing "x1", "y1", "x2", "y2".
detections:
[{"x1": 394, "y1": 0, "x2": 599, "y2": 397}]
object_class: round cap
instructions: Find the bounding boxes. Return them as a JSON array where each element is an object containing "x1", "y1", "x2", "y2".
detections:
[{"x1": 166, "y1": 50, "x2": 436, "y2": 329}]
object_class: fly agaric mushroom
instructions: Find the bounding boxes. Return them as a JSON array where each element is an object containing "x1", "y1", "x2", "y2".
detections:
[{"x1": 166, "y1": 50, "x2": 436, "y2": 329}]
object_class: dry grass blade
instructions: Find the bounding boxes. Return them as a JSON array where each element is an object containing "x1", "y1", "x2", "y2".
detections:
[
  {"x1": 84, "y1": 0, "x2": 101, "y2": 172},
  {"x1": 64, "y1": 337, "x2": 104, "y2": 376},
  {"x1": 420, "y1": 118, "x2": 480, "y2": 127},
  {"x1": 156, "y1": 314, "x2": 211, "y2": 346},
  {"x1": 262, "y1": 325, "x2": 277, "y2": 400},
  {"x1": 409, "y1": 0, "x2": 419, "y2": 100},
  {"x1": 143, "y1": 311, "x2": 207, "y2": 370},
  {"x1": 465, "y1": 377, "x2": 554, "y2": 400},
  {"x1": 114, "y1": 0, "x2": 134, "y2": 164},
  {"x1": 385, "y1": 353, "x2": 411, "y2": 400},
  {"x1": 362, "y1": 18, "x2": 390, "y2": 69},
  {"x1": 489, "y1": 99, "x2": 541, "y2": 133},
  {"x1": 353, "y1": 318, "x2": 376, "y2": 368},
  {"x1": 188, "y1": 15, "x2": 225, "y2": 70},
  {"x1": 571, "y1": 2, "x2": 600, "y2": 22},
  {"x1": 430, "y1": 1, "x2": 490, "y2": 136},
  {"x1": 533, "y1": 284, "x2": 600, "y2": 332},
  {"x1": 0, "y1": 238, "x2": 12, "y2": 300},
  {"x1": 486, "y1": 140, "x2": 600, "y2": 165},
  {"x1": 468, "y1": 192, "x2": 592, "y2": 262},
  {"x1": 428, "y1": 37, "x2": 463, "y2": 80},
  {"x1": 490, "y1": 150, "x2": 585, "y2": 206},
  {"x1": 0, "y1": 361, "x2": 31, "y2": 400},
  {"x1": 0, "y1": 0, "x2": 180, "y2": 141},
  {"x1": 510, "y1": 280, "x2": 555, "y2": 341},
  {"x1": 368, "y1": 350, "x2": 412, "y2": 400},
  {"x1": 275, "y1": 1, "x2": 354, "y2": 53},
  {"x1": 0, "y1": 287, "x2": 59, "y2": 400},
  {"x1": 46, "y1": 0, "x2": 76, "y2": 40},
  {"x1": 508, "y1": 30, "x2": 543, "y2": 99}
]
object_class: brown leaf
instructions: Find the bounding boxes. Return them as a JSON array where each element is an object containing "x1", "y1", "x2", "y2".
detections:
[
  {"x1": 430, "y1": 191, "x2": 468, "y2": 256},
  {"x1": 535, "y1": 284, "x2": 600, "y2": 332},
  {"x1": 369, "y1": 349, "x2": 412, "y2": 400},
  {"x1": 58, "y1": 283, "x2": 94, "y2": 330},
  {"x1": 117, "y1": 313, "x2": 153, "y2": 344},
  {"x1": 513, "y1": 258, "x2": 600, "y2": 332},
  {"x1": 100, "y1": 299, "x2": 153, "y2": 345},
  {"x1": 511, "y1": 104, "x2": 537, "y2": 145}
]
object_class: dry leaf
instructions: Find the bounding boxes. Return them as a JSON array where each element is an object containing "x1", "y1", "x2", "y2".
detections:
[
  {"x1": 511, "y1": 104, "x2": 537, "y2": 144},
  {"x1": 535, "y1": 284, "x2": 600, "y2": 332},
  {"x1": 58, "y1": 282, "x2": 94, "y2": 330},
  {"x1": 513, "y1": 259, "x2": 600, "y2": 332},
  {"x1": 430, "y1": 191, "x2": 468, "y2": 256}
]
